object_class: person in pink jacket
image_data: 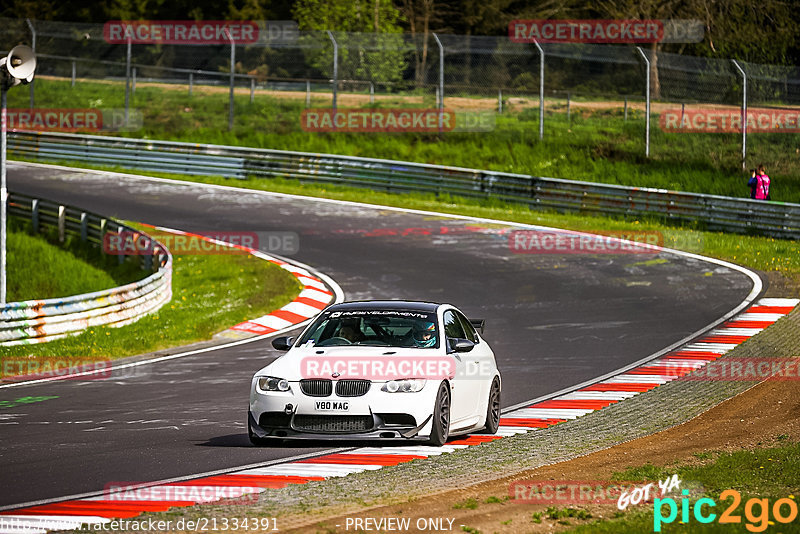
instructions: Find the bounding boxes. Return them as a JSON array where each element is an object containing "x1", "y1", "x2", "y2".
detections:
[{"x1": 748, "y1": 164, "x2": 771, "y2": 200}]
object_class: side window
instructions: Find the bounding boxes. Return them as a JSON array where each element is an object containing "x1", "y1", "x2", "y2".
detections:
[
  {"x1": 456, "y1": 312, "x2": 479, "y2": 343},
  {"x1": 443, "y1": 311, "x2": 466, "y2": 340}
]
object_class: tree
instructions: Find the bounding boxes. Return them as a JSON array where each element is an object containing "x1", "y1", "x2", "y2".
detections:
[{"x1": 293, "y1": 0, "x2": 407, "y2": 88}]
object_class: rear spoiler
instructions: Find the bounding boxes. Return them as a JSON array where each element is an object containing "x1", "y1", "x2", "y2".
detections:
[{"x1": 469, "y1": 318, "x2": 485, "y2": 334}]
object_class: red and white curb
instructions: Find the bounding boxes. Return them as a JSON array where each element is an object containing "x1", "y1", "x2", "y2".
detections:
[
  {"x1": 2, "y1": 297, "x2": 796, "y2": 533},
  {"x1": 144, "y1": 226, "x2": 335, "y2": 338}
]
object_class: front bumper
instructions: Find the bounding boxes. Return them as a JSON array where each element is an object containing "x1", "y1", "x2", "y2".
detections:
[{"x1": 247, "y1": 410, "x2": 433, "y2": 441}]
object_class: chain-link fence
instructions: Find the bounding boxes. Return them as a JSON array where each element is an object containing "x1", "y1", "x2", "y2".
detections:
[{"x1": 3, "y1": 17, "x2": 800, "y2": 173}]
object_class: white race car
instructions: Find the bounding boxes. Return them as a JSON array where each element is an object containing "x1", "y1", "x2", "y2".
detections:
[{"x1": 248, "y1": 301, "x2": 501, "y2": 446}]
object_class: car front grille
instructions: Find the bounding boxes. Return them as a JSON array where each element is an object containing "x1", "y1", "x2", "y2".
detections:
[
  {"x1": 300, "y1": 379, "x2": 333, "y2": 397},
  {"x1": 292, "y1": 415, "x2": 374, "y2": 433},
  {"x1": 335, "y1": 379, "x2": 371, "y2": 397}
]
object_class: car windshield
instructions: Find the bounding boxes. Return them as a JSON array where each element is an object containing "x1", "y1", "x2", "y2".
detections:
[{"x1": 297, "y1": 310, "x2": 440, "y2": 348}]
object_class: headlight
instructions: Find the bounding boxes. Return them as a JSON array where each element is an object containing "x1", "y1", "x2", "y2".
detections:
[
  {"x1": 257, "y1": 376, "x2": 291, "y2": 392},
  {"x1": 381, "y1": 379, "x2": 426, "y2": 393}
]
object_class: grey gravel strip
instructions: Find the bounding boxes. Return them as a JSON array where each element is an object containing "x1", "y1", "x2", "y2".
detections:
[{"x1": 69, "y1": 306, "x2": 799, "y2": 533}]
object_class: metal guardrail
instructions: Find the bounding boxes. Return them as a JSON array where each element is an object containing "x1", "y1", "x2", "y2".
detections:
[
  {"x1": 1, "y1": 192, "x2": 172, "y2": 345},
  {"x1": 8, "y1": 130, "x2": 800, "y2": 240}
]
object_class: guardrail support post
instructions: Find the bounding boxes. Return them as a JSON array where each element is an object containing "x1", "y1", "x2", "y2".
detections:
[
  {"x1": 99, "y1": 218, "x2": 107, "y2": 254},
  {"x1": 31, "y1": 199, "x2": 39, "y2": 233},
  {"x1": 116, "y1": 225, "x2": 124, "y2": 264},
  {"x1": 432, "y1": 33, "x2": 444, "y2": 132},
  {"x1": 327, "y1": 31, "x2": 338, "y2": 114},
  {"x1": 26, "y1": 18, "x2": 36, "y2": 109},
  {"x1": 533, "y1": 40, "x2": 544, "y2": 140},
  {"x1": 636, "y1": 47, "x2": 651, "y2": 158},
  {"x1": 80, "y1": 212, "x2": 88, "y2": 241},
  {"x1": 57, "y1": 205, "x2": 66, "y2": 243},
  {"x1": 731, "y1": 60, "x2": 747, "y2": 170},
  {"x1": 71, "y1": 60, "x2": 76, "y2": 87}
]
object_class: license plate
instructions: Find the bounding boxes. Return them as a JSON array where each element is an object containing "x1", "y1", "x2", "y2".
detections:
[{"x1": 315, "y1": 400, "x2": 349, "y2": 411}]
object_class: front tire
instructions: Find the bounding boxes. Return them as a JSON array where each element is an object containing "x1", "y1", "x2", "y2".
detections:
[
  {"x1": 428, "y1": 381, "x2": 451, "y2": 446},
  {"x1": 479, "y1": 377, "x2": 501, "y2": 434}
]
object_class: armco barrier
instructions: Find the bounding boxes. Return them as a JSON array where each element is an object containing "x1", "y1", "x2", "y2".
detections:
[
  {"x1": 1, "y1": 193, "x2": 172, "y2": 345},
  {"x1": 8, "y1": 130, "x2": 800, "y2": 240}
]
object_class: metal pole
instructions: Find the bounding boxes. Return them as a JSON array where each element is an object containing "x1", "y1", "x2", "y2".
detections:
[
  {"x1": 732, "y1": 60, "x2": 747, "y2": 170},
  {"x1": 567, "y1": 91, "x2": 571, "y2": 123},
  {"x1": 636, "y1": 46, "x2": 650, "y2": 158},
  {"x1": 71, "y1": 60, "x2": 76, "y2": 87},
  {"x1": 305, "y1": 79, "x2": 310, "y2": 107},
  {"x1": 624, "y1": 96, "x2": 628, "y2": 120},
  {"x1": 433, "y1": 32, "x2": 444, "y2": 132},
  {"x1": 369, "y1": 82, "x2": 374, "y2": 104},
  {"x1": 498, "y1": 89, "x2": 502, "y2": 113},
  {"x1": 227, "y1": 29, "x2": 235, "y2": 131},
  {"x1": 189, "y1": 72, "x2": 193, "y2": 96},
  {"x1": 533, "y1": 40, "x2": 544, "y2": 140},
  {"x1": 250, "y1": 77, "x2": 255, "y2": 103},
  {"x1": 132, "y1": 66, "x2": 136, "y2": 93},
  {"x1": 26, "y1": 19, "x2": 35, "y2": 109},
  {"x1": 327, "y1": 31, "x2": 338, "y2": 113},
  {"x1": 124, "y1": 35, "x2": 131, "y2": 127},
  {"x1": 1, "y1": 87, "x2": 7, "y2": 304}
]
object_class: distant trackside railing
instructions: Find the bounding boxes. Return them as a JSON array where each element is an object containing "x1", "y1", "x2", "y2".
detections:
[
  {"x1": 7, "y1": 130, "x2": 800, "y2": 240},
  {"x1": 1, "y1": 192, "x2": 172, "y2": 346}
]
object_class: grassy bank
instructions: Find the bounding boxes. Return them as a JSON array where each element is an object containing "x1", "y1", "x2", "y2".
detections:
[
  {"x1": 6, "y1": 219, "x2": 143, "y2": 302},
  {"x1": 1, "y1": 227, "x2": 302, "y2": 361},
  {"x1": 7, "y1": 77, "x2": 799, "y2": 203},
  {"x1": 568, "y1": 441, "x2": 800, "y2": 532}
]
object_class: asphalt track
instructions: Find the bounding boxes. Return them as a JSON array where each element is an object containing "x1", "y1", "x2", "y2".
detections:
[{"x1": 0, "y1": 162, "x2": 760, "y2": 508}]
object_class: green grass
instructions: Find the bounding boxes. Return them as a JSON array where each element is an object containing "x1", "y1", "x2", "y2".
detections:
[
  {"x1": 568, "y1": 441, "x2": 800, "y2": 533},
  {"x1": 7, "y1": 219, "x2": 143, "y2": 301},
  {"x1": 7, "y1": 77, "x2": 799, "y2": 203},
  {"x1": 1, "y1": 232, "x2": 302, "y2": 362}
]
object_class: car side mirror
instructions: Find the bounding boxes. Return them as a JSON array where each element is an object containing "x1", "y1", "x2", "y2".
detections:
[
  {"x1": 271, "y1": 336, "x2": 294, "y2": 351},
  {"x1": 451, "y1": 338, "x2": 475, "y2": 353},
  {"x1": 469, "y1": 318, "x2": 485, "y2": 334}
]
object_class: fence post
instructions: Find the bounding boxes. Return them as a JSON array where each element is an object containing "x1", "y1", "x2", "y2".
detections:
[
  {"x1": 567, "y1": 91, "x2": 571, "y2": 123},
  {"x1": 305, "y1": 79, "x2": 310, "y2": 107},
  {"x1": 125, "y1": 35, "x2": 131, "y2": 127},
  {"x1": 533, "y1": 40, "x2": 544, "y2": 140},
  {"x1": 498, "y1": 89, "x2": 503, "y2": 113},
  {"x1": 26, "y1": 18, "x2": 36, "y2": 109},
  {"x1": 189, "y1": 72, "x2": 193, "y2": 96},
  {"x1": 226, "y1": 28, "x2": 235, "y2": 131},
  {"x1": 624, "y1": 96, "x2": 628, "y2": 121},
  {"x1": 369, "y1": 82, "x2": 374, "y2": 104},
  {"x1": 250, "y1": 77, "x2": 255, "y2": 103},
  {"x1": 327, "y1": 31, "x2": 338, "y2": 114},
  {"x1": 132, "y1": 67, "x2": 137, "y2": 93},
  {"x1": 636, "y1": 47, "x2": 650, "y2": 158},
  {"x1": 116, "y1": 225, "x2": 124, "y2": 264},
  {"x1": 731, "y1": 60, "x2": 747, "y2": 170},
  {"x1": 432, "y1": 32, "x2": 444, "y2": 132},
  {"x1": 71, "y1": 60, "x2": 76, "y2": 87}
]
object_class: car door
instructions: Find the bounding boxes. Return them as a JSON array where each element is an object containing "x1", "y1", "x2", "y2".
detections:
[
  {"x1": 455, "y1": 311, "x2": 496, "y2": 406},
  {"x1": 442, "y1": 310, "x2": 480, "y2": 425}
]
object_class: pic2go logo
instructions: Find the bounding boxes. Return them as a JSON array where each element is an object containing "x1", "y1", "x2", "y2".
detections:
[{"x1": 654, "y1": 489, "x2": 799, "y2": 532}]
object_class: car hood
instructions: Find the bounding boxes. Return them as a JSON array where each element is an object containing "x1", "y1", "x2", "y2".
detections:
[{"x1": 254, "y1": 345, "x2": 447, "y2": 381}]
